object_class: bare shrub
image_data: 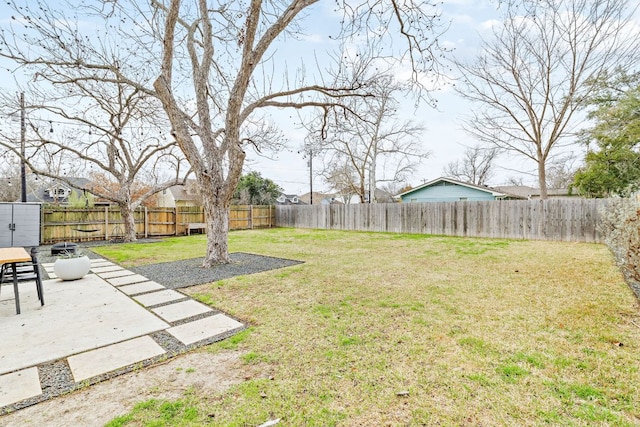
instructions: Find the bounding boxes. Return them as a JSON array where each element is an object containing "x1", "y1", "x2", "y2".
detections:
[{"x1": 599, "y1": 198, "x2": 640, "y2": 284}]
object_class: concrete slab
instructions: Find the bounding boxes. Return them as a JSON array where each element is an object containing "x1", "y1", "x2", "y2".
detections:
[
  {"x1": 68, "y1": 336, "x2": 166, "y2": 382},
  {"x1": 91, "y1": 265, "x2": 126, "y2": 274},
  {"x1": 151, "y1": 300, "x2": 213, "y2": 323},
  {"x1": 118, "y1": 281, "x2": 165, "y2": 296},
  {"x1": 109, "y1": 274, "x2": 150, "y2": 287},
  {"x1": 0, "y1": 275, "x2": 169, "y2": 375},
  {"x1": 133, "y1": 289, "x2": 186, "y2": 307},
  {"x1": 167, "y1": 314, "x2": 244, "y2": 345},
  {"x1": 97, "y1": 269, "x2": 135, "y2": 279},
  {"x1": 0, "y1": 256, "x2": 247, "y2": 413},
  {"x1": 0, "y1": 368, "x2": 41, "y2": 407}
]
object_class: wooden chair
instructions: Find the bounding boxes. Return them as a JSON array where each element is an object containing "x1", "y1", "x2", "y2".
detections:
[{"x1": 0, "y1": 248, "x2": 44, "y2": 314}]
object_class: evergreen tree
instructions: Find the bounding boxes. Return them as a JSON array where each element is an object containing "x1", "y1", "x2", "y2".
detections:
[
  {"x1": 574, "y1": 75, "x2": 640, "y2": 197},
  {"x1": 232, "y1": 172, "x2": 282, "y2": 205}
]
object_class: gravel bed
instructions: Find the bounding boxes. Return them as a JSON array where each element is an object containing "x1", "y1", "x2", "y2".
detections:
[{"x1": 129, "y1": 252, "x2": 304, "y2": 289}]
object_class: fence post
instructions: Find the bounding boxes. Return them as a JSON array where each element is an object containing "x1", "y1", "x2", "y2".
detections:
[
  {"x1": 104, "y1": 206, "x2": 109, "y2": 241},
  {"x1": 250, "y1": 205, "x2": 254, "y2": 229},
  {"x1": 175, "y1": 207, "x2": 179, "y2": 236},
  {"x1": 144, "y1": 206, "x2": 148, "y2": 238}
]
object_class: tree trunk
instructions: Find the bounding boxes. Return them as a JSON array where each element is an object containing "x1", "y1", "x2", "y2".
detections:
[
  {"x1": 538, "y1": 161, "x2": 548, "y2": 200},
  {"x1": 201, "y1": 192, "x2": 231, "y2": 267},
  {"x1": 369, "y1": 146, "x2": 377, "y2": 204},
  {"x1": 119, "y1": 203, "x2": 138, "y2": 242}
]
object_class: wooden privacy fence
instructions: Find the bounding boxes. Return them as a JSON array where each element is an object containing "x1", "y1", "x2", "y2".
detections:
[
  {"x1": 275, "y1": 199, "x2": 612, "y2": 243},
  {"x1": 41, "y1": 205, "x2": 275, "y2": 244}
]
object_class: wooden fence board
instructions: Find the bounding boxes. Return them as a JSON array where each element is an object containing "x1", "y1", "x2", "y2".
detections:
[{"x1": 275, "y1": 199, "x2": 612, "y2": 243}]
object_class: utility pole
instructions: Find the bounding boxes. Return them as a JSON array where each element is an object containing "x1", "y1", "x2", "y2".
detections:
[
  {"x1": 308, "y1": 151, "x2": 313, "y2": 205},
  {"x1": 20, "y1": 92, "x2": 27, "y2": 203},
  {"x1": 299, "y1": 143, "x2": 314, "y2": 205}
]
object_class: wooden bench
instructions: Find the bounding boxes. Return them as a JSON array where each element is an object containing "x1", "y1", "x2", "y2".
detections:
[{"x1": 186, "y1": 222, "x2": 206, "y2": 236}]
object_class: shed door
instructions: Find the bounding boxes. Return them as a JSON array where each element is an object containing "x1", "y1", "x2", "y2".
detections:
[
  {"x1": 0, "y1": 204, "x2": 12, "y2": 247},
  {"x1": 12, "y1": 204, "x2": 41, "y2": 247}
]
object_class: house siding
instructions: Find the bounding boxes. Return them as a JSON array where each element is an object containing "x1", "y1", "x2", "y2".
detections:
[{"x1": 400, "y1": 181, "x2": 498, "y2": 203}]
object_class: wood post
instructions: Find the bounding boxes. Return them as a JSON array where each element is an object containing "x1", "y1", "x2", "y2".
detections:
[
  {"x1": 144, "y1": 207, "x2": 148, "y2": 238},
  {"x1": 174, "y1": 207, "x2": 179, "y2": 236},
  {"x1": 104, "y1": 206, "x2": 109, "y2": 241}
]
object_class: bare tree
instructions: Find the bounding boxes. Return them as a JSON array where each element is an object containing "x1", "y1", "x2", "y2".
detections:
[
  {"x1": 323, "y1": 160, "x2": 361, "y2": 203},
  {"x1": 0, "y1": 160, "x2": 21, "y2": 202},
  {"x1": 456, "y1": 0, "x2": 640, "y2": 199},
  {"x1": 380, "y1": 181, "x2": 407, "y2": 200},
  {"x1": 1, "y1": 0, "x2": 447, "y2": 265},
  {"x1": 443, "y1": 145, "x2": 499, "y2": 185},
  {"x1": 312, "y1": 73, "x2": 428, "y2": 203},
  {"x1": 0, "y1": 83, "x2": 188, "y2": 242},
  {"x1": 545, "y1": 153, "x2": 579, "y2": 189}
]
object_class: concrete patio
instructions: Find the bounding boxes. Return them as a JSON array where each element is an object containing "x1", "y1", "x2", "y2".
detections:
[{"x1": 0, "y1": 258, "x2": 245, "y2": 413}]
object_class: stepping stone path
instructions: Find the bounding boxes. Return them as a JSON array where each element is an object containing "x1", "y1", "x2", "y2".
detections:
[{"x1": 0, "y1": 258, "x2": 245, "y2": 413}]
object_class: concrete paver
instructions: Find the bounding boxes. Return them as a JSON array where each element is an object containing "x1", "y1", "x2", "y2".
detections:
[
  {"x1": 89, "y1": 260, "x2": 116, "y2": 267},
  {"x1": 97, "y1": 269, "x2": 135, "y2": 279},
  {"x1": 151, "y1": 300, "x2": 213, "y2": 323},
  {"x1": 118, "y1": 281, "x2": 165, "y2": 296},
  {"x1": 68, "y1": 336, "x2": 166, "y2": 382},
  {"x1": 167, "y1": 314, "x2": 244, "y2": 345},
  {"x1": 133, "y1": 289, "x2": 186, "y2": 307},
  {"x1": 91, "y1": 265, "x2": 126, "y2": 274},
  {"x1": 109, "y1": 274, "x2": 150, "y2": 287},
  {"x1": 0, "y1": 368, "x2": 41, "y2": 408}
]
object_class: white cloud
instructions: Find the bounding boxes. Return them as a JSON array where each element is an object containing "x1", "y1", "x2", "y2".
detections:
[
  {"x1": 478, "y1": 19, "x2": 501, "y2": 32},
  {"x1": 450, "y1": 14, "x2": 475, "y2": 26},
  {"x1": 299, "y1": 33, "x2": 325, "y2": 44}
]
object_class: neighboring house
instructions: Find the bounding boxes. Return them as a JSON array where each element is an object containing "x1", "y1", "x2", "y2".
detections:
[
  {"x1": 397, "y1": 177, "x2": 525, "y2": 203},
  {"x1": 156, "y1": 179, "x2": 201, "y2": 208},
  {"x1": 493, "y1": 185, "x2": 579, "y2": 200},
  {"x1": 342, "y1": 188, "x2": 395, "y2": 204},
  {"x1": 276, "y1": 193, "x2": 306, "y2": 205},
  {"x1": 299, "y1": 192, "x2": 343, "y2": 205},
  {"x1": 25, "y1": 177, "x2": 107, "y2": 206}
]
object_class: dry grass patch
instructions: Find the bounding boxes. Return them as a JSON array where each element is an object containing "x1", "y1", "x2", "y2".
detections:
[{"x1": 101, "y1": 229, "x2": 640, "y2": 426}]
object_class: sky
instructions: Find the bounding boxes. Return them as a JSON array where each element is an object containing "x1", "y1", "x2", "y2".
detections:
[
  {"x1": 245, "y1": 0, "x2": 539, "y2": 195},
  {"x1": 1, "y1": 1, "x2": 638, "y2": 196}
]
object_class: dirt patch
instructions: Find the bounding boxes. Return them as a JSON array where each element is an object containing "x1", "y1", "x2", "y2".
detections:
[{"x1": 1, "y1": 350, "x2": 245, "y2": 427}]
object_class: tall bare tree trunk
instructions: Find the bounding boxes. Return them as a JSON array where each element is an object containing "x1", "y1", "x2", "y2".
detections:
[
  {"x1": 119, "y1": 203, "x2": 137, "y2": 242},
  {"x1": 538, "y1": 161, "x2": 548, "y2": 200},
  {"x1": 201, "y1": 187, "x2": 231, "y2": 267},
  {"x1": 369, "y1": 143, "x2": 377, "y2": 203}
]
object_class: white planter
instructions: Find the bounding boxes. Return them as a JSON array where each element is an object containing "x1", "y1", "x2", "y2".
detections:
[{"x1": 54, "y1": 256, "x2": 91, "y2": 281}]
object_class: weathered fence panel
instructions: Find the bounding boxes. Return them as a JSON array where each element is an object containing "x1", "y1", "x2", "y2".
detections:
[
  {"x1": 40, "y1": 205, "x2": 275, "y2": 244},
  {"x1": 275, "y1": 199, "x2": 612, "y2": 243}
]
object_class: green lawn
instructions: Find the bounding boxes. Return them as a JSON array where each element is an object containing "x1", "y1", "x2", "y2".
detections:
[{"x1": 95, "y1": 228, "x2": 640, "y2": 426}]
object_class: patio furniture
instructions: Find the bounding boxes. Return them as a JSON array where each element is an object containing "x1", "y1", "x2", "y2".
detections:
[
  {"x1": 186, "y1": 222, "x2": 206, "y2": 235},
  {"x1": 0, "y1": 247, "x2": 44, "y2": 314}
]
